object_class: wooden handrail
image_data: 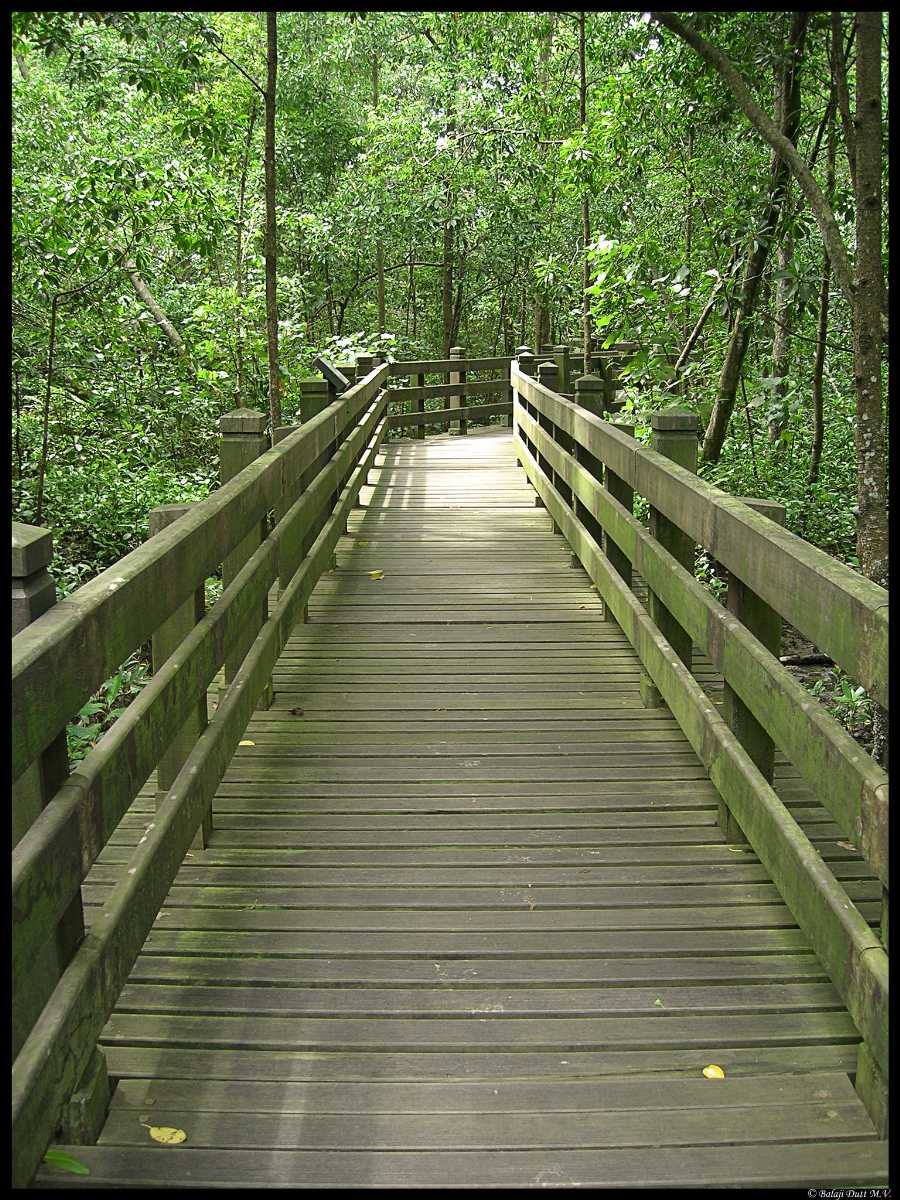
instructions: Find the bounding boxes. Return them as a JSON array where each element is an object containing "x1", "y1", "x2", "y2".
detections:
[
  {"x1": 11, "y1": 373, "x2": 389, "y2": 1187},
  {"x1": 511, "y1": 364, "x2": 888, "y2": 1093},
  {"x1": 512, "y1": 363, "x2": 888, "y2": 708},
  {"x1": 11, "y1": 364, "x2": 389, "y2": 784}
]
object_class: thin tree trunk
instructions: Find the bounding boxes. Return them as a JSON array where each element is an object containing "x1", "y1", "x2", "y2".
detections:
[
  {"x1": 579, "y1": 12, "x2": 592, "y2": 375},
  {"x1": 35, "y1": 295, "x2": 60, "y2": 527},
  {"x1": 831, "y1": 11, "x2": 857, "y2": 193},
  {"x1": 373, "y1": 53, "x2": 386, "y2": 334},
  {"x1": 852, "y1": 12, "x2": 887, "y2": 589},
  {"x1": 701, "y1": 13, "x2": 807, "y2": 462},
  {"x1": 441, "y1": 220, "x2": 453, "y2": 357},
  {"x1": 122, "y1": 257, "x2": 186, "y2": 354},
  {"x1": 235, "y1": 98, "x2": 259, "y2": 409},
  {"x1": 653, "y1": 11, "x2": 855, "y2": 314},
  {"x1": 264, "y1": 11, "x2": 282, "y2": 432},
  {"x1": 14, "y1": 365, "x2": 24, "y2": 506},
  {"x1": 15, "y1": 52, "x2": 30, "y2": 82},
  {"x1": 808, "y1": 77, "x2": 836, "y2": 489},
  {"x1": 682, "y1": 126, "x2": 694, "y2": 401},
  {"x1": 767, "y1": 189, "x2": 794, "y2": 445}
]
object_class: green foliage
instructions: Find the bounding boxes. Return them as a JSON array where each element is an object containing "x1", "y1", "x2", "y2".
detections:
[{"x1": 66, "y1": 650, "x2": 150, "y2": 763}]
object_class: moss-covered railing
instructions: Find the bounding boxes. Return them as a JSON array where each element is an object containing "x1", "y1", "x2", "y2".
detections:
[
  {"x1": 11, "y1": 362, "x2": 390, "y2": 1187},
  {"x1": 384, "y1": 342, "x2": 630, "y2": 438},
  {"x1": 511, "y1": 355, "x2": 888, "y2": 1134}
]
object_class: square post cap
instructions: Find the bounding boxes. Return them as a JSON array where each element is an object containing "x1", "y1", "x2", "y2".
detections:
[
  {"x1": 220, "y1": 408, "x2": 268, "y2": 435},
  {"x1": 650, "y1": 409, "x2": 698, "y2": 432},
  {"x1": 12, "y1": 521, "x2": 52, "y2": 577}
]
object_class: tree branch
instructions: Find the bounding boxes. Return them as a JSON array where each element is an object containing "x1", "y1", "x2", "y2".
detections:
[{"x1": 651, "y1": 11, "x2": 856, "y2": 310}]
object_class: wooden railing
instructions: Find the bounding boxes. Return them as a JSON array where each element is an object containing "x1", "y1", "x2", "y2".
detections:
[
  {"x1": 11, "y1": 362, "x2": 390, "y2": 1187},
  {"x1": 384, "y1": 343, "x2": 631, "y2": 439},
  {"x1": 511, "y1": 359, "x2": 889, "y2": 1131}
]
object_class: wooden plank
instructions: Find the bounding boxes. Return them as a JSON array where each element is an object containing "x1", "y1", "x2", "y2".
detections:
[{"x1": 35, "y1": 1140, "x2": 887, "y2": 1188}]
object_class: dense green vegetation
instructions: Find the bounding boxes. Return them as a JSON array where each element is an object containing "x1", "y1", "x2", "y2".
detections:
[{"x1": 11, "y1": 12, "x2": 888, "y2": 753}]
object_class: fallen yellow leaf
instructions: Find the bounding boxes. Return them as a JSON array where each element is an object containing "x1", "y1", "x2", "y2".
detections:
[
  {"x1": 239, "y1": 739, "x2": 255, "y2": 746},
  {"x1": 368, "y1": 570, "x2": 384, "y2": 580},
  {"x1": 143, "y1": 1125, "x2": 187, "y2": 1144},
  {"x1": 702, "y1": 1064, "x2": 726, "y2": 1079}
]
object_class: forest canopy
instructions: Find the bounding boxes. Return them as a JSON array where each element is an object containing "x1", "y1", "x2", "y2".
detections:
[{"x1": 11, "y1": 11, "x2": 887, "y2": 603}]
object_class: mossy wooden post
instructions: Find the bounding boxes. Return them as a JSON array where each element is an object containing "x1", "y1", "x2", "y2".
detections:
[
  {"x1": 603, "y1": 420, "x2": 635, "y2": 612},
  {"x1": 514, "y1": 347, "x2": 535, "y2": 468},
  {"x1": 148, "y1": 504, "x2": 211, "y2": 849},
  {"x1": 11, "y1": 524, "x2": 86, "y2": 1054},
  {"x1": 11, "y1": 522, "x2": 110, "y2": 1142},
  {"x1": 718, "y1": 496, "x2": 785, "y2": 843},
  {"x1": 273, "y1": 424, "x2": 299, "y2": 543},
  {"x1": 219, "y1": 408, "x2": 273, "y2": 708},
  {"x1": 535, "y1": 361, "x2": 560, "y2": 528},
  {"x1": 553, "y1": 344, "x2": 571, "y2": 395},
  {"x1": 572, "y1": 375, "x2": 606, "y2": 567},
  {"x1": 413, "y1": 371, "x2": 426, "y2": 439},
  {"x1": 449, "y1": 345, "x2": 466, "y2": 436},
  {"x1": 640, "y1": 410, "x2": 698, "y2": 707}
]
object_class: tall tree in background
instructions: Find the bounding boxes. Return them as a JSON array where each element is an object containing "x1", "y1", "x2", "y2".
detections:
[
  {"x1": 694, "y1": 13, "x2": 808, "y2": 462},
  {"x1": 264, "y1": 11, "x2": 281, "y2": 431},
  {"x1": 578, "y1": 11, "x2": 592, "y2": 375}
]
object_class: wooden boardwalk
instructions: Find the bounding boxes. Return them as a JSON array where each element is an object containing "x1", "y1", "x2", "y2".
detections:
[{"x1": 43, "y1": 427, "x2": 886, "y2": 1187}]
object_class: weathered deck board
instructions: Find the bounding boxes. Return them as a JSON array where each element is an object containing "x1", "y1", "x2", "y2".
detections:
[{"x1": 42, "y1": 427, "x2": 886, "y2": 1188}]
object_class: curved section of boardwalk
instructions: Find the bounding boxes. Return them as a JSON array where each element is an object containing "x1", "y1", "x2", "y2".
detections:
[{"x1": 42, "y1": 428, "x2": 886, "y2": 1187}]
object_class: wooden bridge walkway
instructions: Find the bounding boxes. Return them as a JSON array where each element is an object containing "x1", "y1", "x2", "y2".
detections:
[{"x1": 35, "y1": 426, "x2": 886, "y2": 1187}]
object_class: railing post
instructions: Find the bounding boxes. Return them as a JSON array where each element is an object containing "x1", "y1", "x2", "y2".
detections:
[
  {"x1": 514, "y1": 347, "x2": 534, "y2": 468},
  {"x1": 572, "y1": 375, "x2": 606, "y2": 567},
  {"x1": 640, "y1": 409, "x2": 698, "y2": 707},
  {"x1": 717, "y1": 496, "x2": 786, "y2": 842},
  {"x1": 11, "y1": 521, "x2": 110, "y2": 1140},
  {"x1": 355, "y1": 352, "x2": 375, "y2": 379},
  {"x1": 219, "y1": 408, "x2": 273, "y2": 709},
  {"x1": 553, "y1": 344, "x2": 571, "y2": 395},
  {"x1": 148, "y1": 504, "x2": 211, "y2": 849},
  {"x1": 449, "y1": 345, "x2": 466, "y2": 436},
  {"x1": 535, "y1": 361, "x2": 560, "y2": 525},
  {"x1": 602, "y1": 420, "x2": 635, "y2": 620}
]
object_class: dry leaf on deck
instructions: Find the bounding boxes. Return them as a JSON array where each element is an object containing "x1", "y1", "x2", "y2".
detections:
[
  {"x1": 143, "y1": 1124, "x2": 187, "y2": 1145},
  {"x1": 368, "y1": 570, "x2": 385, "y2": 580},
  {"x1": 239, "y1": 739, "x2": 255, "y2": 746},
  {"x1": 702, "y1": 1064, "x2": 726, "y2": 1079}
]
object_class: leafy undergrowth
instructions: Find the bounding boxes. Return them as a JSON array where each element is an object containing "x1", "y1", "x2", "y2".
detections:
[{"x1": 65, "y1": 576, "x2": 222, "y2": 765}]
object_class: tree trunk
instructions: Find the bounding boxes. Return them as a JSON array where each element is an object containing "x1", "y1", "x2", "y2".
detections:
[
  {"x1": 235, "y1": 98, "x2": 258, "y2": 409},
  {"x1": 373, "y1": 53, "x2": 386, "y2": 334},
  {"x1": 653, "y1": 11, "x2": 855, "y2": 315},
  {"x1": 852, "y1": 12, "x2": 887, "y2": 590},
  {"x1": 264, "y1": 11, "x2": 282, "y2": 432},
  {"x1": 702, "y1": 13, "x2": 807, "y2": 462},
  {"x1": 579, "y1": 12, "x2": 592, "y2": 374},
  {"x1": 807, "y1": 78, "x2": 836, "y2": 489},
  {"x1": 441, "y1": 219, "x2": 453, "y2": 357},
  {"x1": 122, "y1": 258, "x2": 187, "y2": 355}
]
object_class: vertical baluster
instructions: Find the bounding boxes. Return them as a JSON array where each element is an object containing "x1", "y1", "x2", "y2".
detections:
[
  {"x1": 718, "y1": 496, "x2": 785, "y2": 842},
  {"x1": 219, "y1": 408, "x2": 272, "y2": 706},
  {"x1": 449, "y1": 345, "x2": 466, "y2": 435},
  {"x1": 640, "y1": 410, "x2": 698, "y2": 707},
  {"x1": 535, "y1": 361, "x2": 560, "y2": 530},
  {"x1": 571, "y1": 375, "x2": 605, "y2": 566},
  {"x1": 148, "y1": 504, "x2": 211, "y2": 848}
]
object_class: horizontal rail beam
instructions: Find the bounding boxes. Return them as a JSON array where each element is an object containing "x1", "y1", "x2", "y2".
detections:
[
  {"x1": 12, "y1": 406, "x2": 390, "y2": 1189},
  {"x1": 516, "y1": 400, "x2": 889, "y2": 887},
  {"x1": 512, "y1": 365, "x2": 888, "y2": 708},
  {"x1": 11, "y1": 365, "x2": 389, "y2": 783},
  {"x1": 387, "y1": 401, "x2": 511, "y2": 428},
  {"x1": 389, "y1": 378, "x2": 507, "y2": 401},
  {"x1": 515, "y1": 428, "x2": 888, "y2": 1086},
  {"x1": 390, "y1": 356, "x2": 512, "y2": 375}
]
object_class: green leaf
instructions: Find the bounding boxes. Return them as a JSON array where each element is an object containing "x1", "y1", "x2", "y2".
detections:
[{"x1": 43, "y1": 1150, "x2": 91, "y2": 1177}]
